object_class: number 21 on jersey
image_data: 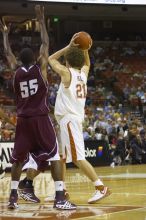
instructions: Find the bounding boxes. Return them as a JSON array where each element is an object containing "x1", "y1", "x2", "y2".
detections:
[
  {"x1": 20, "y1": 79, "x2": 38, "y2": 98},
  {"x1": 76, "y1": 83, "x2": 86, "y2": 98}
]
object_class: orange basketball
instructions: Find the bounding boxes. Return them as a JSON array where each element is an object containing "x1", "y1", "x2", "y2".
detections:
[{"x1": 74, "y1": 31, "x2": 92, "y2": 50}]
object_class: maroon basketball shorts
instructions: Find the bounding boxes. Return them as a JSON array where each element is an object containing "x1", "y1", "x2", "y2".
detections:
[{"x1": 10, "y1": 115, "x2": 58, "y2": 170}]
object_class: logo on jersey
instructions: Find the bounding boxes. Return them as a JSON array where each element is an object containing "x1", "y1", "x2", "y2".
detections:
[{"x1": 77, "y1": 76, "x2": 83, "y2": 81}]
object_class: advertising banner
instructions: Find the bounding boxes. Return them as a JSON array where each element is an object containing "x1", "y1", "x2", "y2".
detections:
[
  {"x1": 0, "y1": 142, "x2": 14, "y2": 168},
  {"x1": 84, "y1": 140, "x2": 111, "y2": 166},
  {"x1": 0, "y1": 141, "x2": 110, "y2": 169}
]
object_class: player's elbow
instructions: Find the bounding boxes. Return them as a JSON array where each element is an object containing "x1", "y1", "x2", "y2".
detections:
[
  {"x1": 42, "y1": 41, "x2": 49, "y2": 47},
  {"x1": 48, "y1": 56, "x2": 53, "y2": 64}
]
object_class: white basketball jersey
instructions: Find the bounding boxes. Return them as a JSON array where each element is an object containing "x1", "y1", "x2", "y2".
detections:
[{"x1": 55, "y1": 67, "x2": 87, "y2": 121}]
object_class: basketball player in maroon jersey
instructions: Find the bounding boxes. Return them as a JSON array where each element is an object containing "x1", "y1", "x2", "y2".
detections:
[{"x1": 0, "y1": 5, "x2": 76, "y2": 210}]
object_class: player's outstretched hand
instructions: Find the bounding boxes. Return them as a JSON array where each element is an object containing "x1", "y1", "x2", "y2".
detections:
[
  {"x1": 35, "y1": 5, "x2": 44, "y2": 22},
  {"x1": 69, "y1": 33, "x2": 79, "y2": 48},
  {"x1": 0, "y1": 18, "x2": 11, "y2": 34}
]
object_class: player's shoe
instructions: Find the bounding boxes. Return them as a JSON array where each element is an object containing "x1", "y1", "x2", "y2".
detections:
[
  {"x1": 8, "y1": 191, "x2": 19, "y2": 209},
  {"x1": 0, "y1": 163, "x2": 5, "y2": 179},
  {"x1": 44, "y1": 194, "x2": 55, "y2": 202},
  {"x1": 18, "y1": 180, "x2": 40, "y2": 203},
  {"x1": 18, "y1": 187, "x2": 40, "y2": 203},
  {"x1": 88, "y1": 186, "x2": 111, "y2": 204},
  {"x1": 44, "y1": 190, "x2": 70, "y2": 202},
  {"x1": 54, "y1": 199, "x2": 77, "y2": 210}
]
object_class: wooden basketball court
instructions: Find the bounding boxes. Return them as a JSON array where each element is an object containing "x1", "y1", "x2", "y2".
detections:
[{"x1": 0, "y1": 165, "x2": 146, "y2": 220}]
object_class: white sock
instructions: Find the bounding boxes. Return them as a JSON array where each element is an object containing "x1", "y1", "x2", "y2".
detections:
[
  {"x1": 94, "y1": 179, "x2": 104, "y2": 187},
  {"x1": 11, "y1": 181, "x2": 19, "y2": 190},
  {"x1": 54, "y1": 181, "x2": 64, "y2": 191}
]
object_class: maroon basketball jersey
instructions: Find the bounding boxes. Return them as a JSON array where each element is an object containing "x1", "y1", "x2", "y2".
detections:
[{"x1": 14, "y1": 64, "x2": 49, "y2": 117}]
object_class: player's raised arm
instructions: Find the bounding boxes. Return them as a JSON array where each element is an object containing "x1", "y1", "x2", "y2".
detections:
[
  {"x1": 0, "y1": 18, "x2": 17, "y2": 70},
  {"x1": 48, "y1": 45, "x2": 69, "y2": 77},
  {"x1": 35, "y1": 5, "x2": 49, "y2": 81},
  {"x1": 48, "y1": 34, "x2": 79, "y2": 82},
  {"x1": 81, "y1": 50, "x2": 91, "y2": 78},
  {"x1": 81, "y1": 36, "x2": 92, "y2": 78}
]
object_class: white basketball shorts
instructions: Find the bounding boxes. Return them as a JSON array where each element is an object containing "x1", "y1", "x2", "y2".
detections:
[{"x1": 59, "y1": 114, "x2": 85, "y2": 163}]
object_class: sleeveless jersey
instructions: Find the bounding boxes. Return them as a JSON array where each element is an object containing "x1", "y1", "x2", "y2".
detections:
[
  {"x1": 55, "y1": 67, "x2": 87, "y2": 121},
  {"x1": 14, "y1": 64, "x2": 49, "y2": 117}
]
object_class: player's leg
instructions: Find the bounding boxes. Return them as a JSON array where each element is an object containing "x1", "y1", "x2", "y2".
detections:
[
  {"x1": 26, "y1": 168, "x2": 40, "y2": 180},
  {"x1": 33, "y1": 115, "x2": 76, "y2": 210},
  {"x1": 18, "y1": 156, "x2": 67, "y2": 204},
  {"x1": 18, "y1": 155, "x2": 41, "y2": 203},
  {"x1": 44, "y1": 156, "x2": 69, "y2": 202},
  {"x1": 19, "y1": 169, "x2": 40, "y2": 203},
  {"x1": 9, "y1": 162, "x2": 41, "y2": 207},
  {"x1": 61, "y1": 159, "x2": 69, "y2": 199},
  {"x1": 16, "y1": 116, "x2": 49, "y2": 205},
  {"x1": 45, "y1": 122, "x2": 69, "y2": 202},
  {"x1": 8, "y1": 117, "x2": 34, "y2": 209},
  {"x1": 49, "y1": 151, "x2": 76, "y2": 210},
  {"x1": 70, "y1": 120, "x2": 110, "y2": 203},
  {"x1": 57, "y1": 130, "x2": 69, "y2": 198},
  {"x1": 75, "y1": 159, "x2": 110, "y2": 203},
  {"x1": 60, "y1": 115, "x2": 110, "y2": 204},
  {"x1": 50, "y1": 160, "x2": 64, "y2": 200},
  {"x1": 8, "y1": 161, "x2": 23, "y2": 209}
]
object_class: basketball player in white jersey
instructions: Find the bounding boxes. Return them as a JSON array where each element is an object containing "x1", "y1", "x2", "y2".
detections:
[{"x1": 48, "y1": 34, "x2": 110, "y2": 204}]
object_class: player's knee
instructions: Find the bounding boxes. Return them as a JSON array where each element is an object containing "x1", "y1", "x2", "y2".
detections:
[
  {"x1": 12, "y1": 161, "x2": 23, "y2": 168},
  {"x1": 74, "y1": 159, "x2": 81, "y2": 167}
]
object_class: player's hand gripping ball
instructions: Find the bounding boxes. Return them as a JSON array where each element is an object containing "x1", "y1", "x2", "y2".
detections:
[{"x1": 74, "y1": 31, "x2": 92, "y2": 50}]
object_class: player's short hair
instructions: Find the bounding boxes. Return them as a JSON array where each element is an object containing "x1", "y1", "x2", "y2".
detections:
[
  {"x1": 65, "y1": 47, "x2": 85, "y2": 69},
  {"x1": 20, "y1": 48, "x2": 34, "y2": 66}
]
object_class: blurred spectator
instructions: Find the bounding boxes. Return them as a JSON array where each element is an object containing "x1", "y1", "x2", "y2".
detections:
[
  {"x1": 136, "y1": 87, "x2": 144, "y2": 99},
  {"x1": 83, "y1": 128, "x2": 92, "y2": 140},
  {"x1": 123, "y1": 84, "x2": 131, "y2": 100},
  {"x1": 129, "y1": 133, "x2": 143, "y2": 164},
  {"x1": 110, "y1": 132, "x2": 126, "y2": 167}
]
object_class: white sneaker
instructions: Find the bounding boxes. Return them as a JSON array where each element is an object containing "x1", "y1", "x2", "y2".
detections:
[
  {"x1": 44, "y1": 194, "x2": 55, "y2": 202},
  {"x1": 110, "y1": 162, "x2": 115, "y2": 168},
  {"x1": 88, "y1": 187, "x2": 110, "y2": 204}
]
